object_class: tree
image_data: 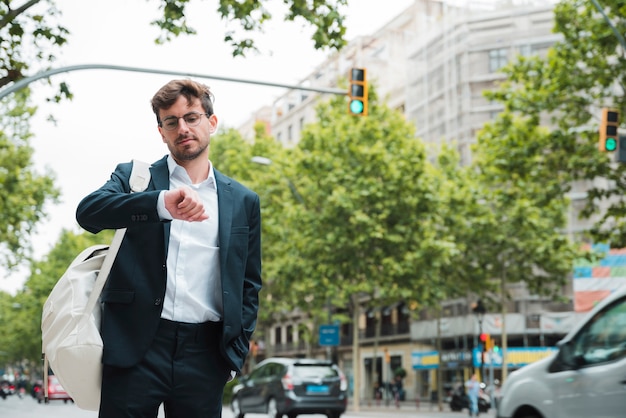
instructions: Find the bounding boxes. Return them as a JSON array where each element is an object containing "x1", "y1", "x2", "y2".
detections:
[
  {"x1": 472, "y1": 112, "x2": 582, "y2": 297},
  {"x1": 0, "y1": 89, "x2": 60, "y2": 269},
  {"x1": 0, "y1": 0, "x2": 69, "y2": 90},
  {"x1": 152, "y1": 0, "x2": 348, "y2": 56},
  {"x1": 0, "y1": 0, "x2": 66, "y2": 270},
  {"x1": 482, "y1": 0, "x2": 626, "y2": 248}
]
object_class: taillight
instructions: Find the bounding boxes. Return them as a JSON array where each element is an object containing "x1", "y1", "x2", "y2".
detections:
[
  {"x1": 339, "y1": 371, "x2": 348, "y2": 391},
  {"x1": 281, "y1": 373, "x2": 294, "y2": 390}
]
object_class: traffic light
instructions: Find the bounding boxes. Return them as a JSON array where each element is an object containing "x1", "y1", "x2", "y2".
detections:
[
  {"x1": 599, "y1": 108, "x2": 619, "y2": 152},
  {"x1": 479, "y1": 333, "x2": 490, "y2": 348},
  {"x1": 348, "y1": 68, "x2": 368, "y2": 116}
]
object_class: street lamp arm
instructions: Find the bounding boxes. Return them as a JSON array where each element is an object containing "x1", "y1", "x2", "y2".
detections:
[{"x1": 0, "y1": 64, "x2": 347, "y2": 100}]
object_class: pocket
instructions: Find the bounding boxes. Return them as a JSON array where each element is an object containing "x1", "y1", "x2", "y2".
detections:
[
  {"x1": 101, "y1": 290, "x2": 135, "y2": 304},
  {"x1": 231, "y1": 226, "x2": 249, "y2": 235}
]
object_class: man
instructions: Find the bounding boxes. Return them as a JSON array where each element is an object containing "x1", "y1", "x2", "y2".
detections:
[
  {"x1": 76, "y1": 79, "x2": 262, "y2": 418},
  {"x1": 465, "y1": 373, "x2": 480, "y2": 417}
]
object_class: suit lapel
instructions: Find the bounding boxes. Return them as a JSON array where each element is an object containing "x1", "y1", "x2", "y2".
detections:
[
  {"x1": 215, "y1": 170, "x2": 233, "y2": 272},
  {"x1": 151, "y1": 156, "x2": 171, "y2": 256}
]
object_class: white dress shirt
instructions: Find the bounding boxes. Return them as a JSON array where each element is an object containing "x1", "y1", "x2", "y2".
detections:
[{"x1": 157, "y1": 156, "x2": 222, "y2": 323}]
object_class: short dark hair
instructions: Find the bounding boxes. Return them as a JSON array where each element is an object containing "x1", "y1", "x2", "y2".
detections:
[{"x1": 151, "y1": 79, "x2": 215, "y2": 125}]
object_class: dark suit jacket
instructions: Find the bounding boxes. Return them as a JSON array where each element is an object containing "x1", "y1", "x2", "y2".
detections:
[{"x1": 76, "y1": 155, "x2": 262, "y2": 373}]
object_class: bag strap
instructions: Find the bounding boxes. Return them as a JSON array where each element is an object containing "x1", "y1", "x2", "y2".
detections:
[
  {"x1": 79, "y1": 160, "x2": 151, "y2": 322},
  {"x1": 130, "y1": 159, "x2": 151, "y2": 192}
]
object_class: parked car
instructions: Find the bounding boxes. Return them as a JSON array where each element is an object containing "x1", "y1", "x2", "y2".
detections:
[
  {"x1": 231, "y1": 357, "x2": 348, "y2": 418},
  {"x1": 37, "y1": 375, "x2": 73, "y2": 404},
  {"x1": 448, "y1": 382, "x2": 491, "y2": 413},
  {"x1": 496, "y1": 284, "x2": 626, "y2": 418}
]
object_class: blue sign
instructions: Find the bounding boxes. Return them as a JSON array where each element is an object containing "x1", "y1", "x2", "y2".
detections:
[
  {"x1": 472, "y1": 347, "x2": 558, "y2": 368},
  {"x1": 411, "y1": 350, "x2": 439, "y2": 369},
  {"x1": 319, "y1": 324, "x2": 340, "y2": 346}
]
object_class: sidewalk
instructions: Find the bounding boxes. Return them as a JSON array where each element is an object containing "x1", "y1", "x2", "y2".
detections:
[
  {"x1": 351, "y1": 400, "x2": 452, "y2": 413},
  {"x1": 349, "y1": 400, "x2": 497, "y2": 416}
]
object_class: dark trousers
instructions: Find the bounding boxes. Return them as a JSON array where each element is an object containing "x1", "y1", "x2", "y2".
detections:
[{"x1": 99, "y1": 319, "x2": 230, "y2": 418}]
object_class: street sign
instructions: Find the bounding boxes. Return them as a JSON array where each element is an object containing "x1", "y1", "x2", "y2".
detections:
[{"x1": 319, "y1": 324, "x2": 340, "y2": 346}]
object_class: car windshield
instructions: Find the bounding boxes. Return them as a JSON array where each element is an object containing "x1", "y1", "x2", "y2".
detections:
[{"x1": 573, "y1": 298, "x2": 626, "y2": 365}]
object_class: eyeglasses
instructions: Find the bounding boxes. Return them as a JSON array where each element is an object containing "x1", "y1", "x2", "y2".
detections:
[{"x1": 159, "y1": 112, "x2": 210, "y2": 131}]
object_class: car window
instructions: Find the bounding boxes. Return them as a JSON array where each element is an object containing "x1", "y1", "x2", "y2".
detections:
[
  {"x1": 266, "y1": 363, "x2": 284, "y2": 378},
  {"x1": 573, "y1": 296, "x2": 626, "y2": 365},
  {"x1": 292, "y1": 365, "x2": 338, "y2": 379},
  {"x1": 249, "y1": 363, "x2": 270, "y2": 380}
]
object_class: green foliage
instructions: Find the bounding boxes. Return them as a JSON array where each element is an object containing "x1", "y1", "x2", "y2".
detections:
[
  {"x1": 0, "y1": 89, "x2": 60, "y2": 268},
  {"x1": 474, "y1": 89, "x2": 584, "y2": 300},
  {"x1": 482, "y1": 0, "x2": 626, "y2": 248},
  {"x1": 393, "y1": 367, "x2": 406, "y2": 378},
  {"x1": 153, "y1": 0, "x2": 348, "y2": 56},
  {"x1": 264, "y1": 86, "x2": 457, "y2": 325},
  {"x1": 0, "y1": 0, "x2": 69, "y2": 91}
]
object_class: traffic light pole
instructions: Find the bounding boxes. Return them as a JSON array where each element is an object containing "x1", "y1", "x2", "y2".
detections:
[
  {"x1": 0, "y1": 63, "x2": 347, "y2": 100},
  {"x1": 590, "y1": 0, "x2": 626, "y2": 51}
]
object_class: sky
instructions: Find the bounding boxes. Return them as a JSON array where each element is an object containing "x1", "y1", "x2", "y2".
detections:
[{"x1": 0, "y1": 0, "x2": 415, "y2": 294}]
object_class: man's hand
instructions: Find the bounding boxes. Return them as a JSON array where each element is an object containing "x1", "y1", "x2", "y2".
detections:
[{"x1": 164, "y1": 186, "x2": 209, "y2": 222}]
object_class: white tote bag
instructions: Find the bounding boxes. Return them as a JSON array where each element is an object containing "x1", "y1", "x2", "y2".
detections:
[{"x1": 41, "y1": 160, "x2": 150, "y2": 411}]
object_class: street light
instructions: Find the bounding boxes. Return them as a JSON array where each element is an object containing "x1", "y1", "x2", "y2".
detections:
[
  {"x1": 472, "y1": 299, "x2": 487, "y2": 381},
  {"x1": 251, "y1": 156, "x2": 305, "y2": 205}
]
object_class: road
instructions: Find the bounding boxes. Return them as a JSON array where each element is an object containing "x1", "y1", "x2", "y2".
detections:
[{"x1": 0, "y1": 393, "x2": 497, "y2": 418}]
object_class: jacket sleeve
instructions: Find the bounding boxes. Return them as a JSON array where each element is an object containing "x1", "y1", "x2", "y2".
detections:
[{"x1": 76, "y1": 161, "x2": 162, "y2": 233}]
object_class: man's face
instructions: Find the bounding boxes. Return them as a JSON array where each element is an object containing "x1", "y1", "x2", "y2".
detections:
[{"x1": 158, "y1": 95, "x2": 218, "y2": 163}]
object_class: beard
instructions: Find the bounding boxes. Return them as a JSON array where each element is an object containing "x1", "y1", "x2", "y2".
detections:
[{"x1": 169, "y1": 135, "x2": 209, "y2": 161}]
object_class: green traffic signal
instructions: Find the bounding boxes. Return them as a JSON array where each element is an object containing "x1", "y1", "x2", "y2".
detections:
[
  {"x1": 350, "y1": 99, "x2": 364, "y2": 114},
  {"x1": 606, "y1": 137, "x2": 617, "y2": 151}
]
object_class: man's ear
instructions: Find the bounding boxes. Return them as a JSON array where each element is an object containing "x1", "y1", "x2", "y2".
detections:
[{"x1": 208, "y1": 114, "x2": 219, "y2": 134}]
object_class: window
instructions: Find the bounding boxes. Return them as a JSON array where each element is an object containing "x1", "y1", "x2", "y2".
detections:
[
  {"x1": 489, "y1": 48, "x2": 508, "y2": 72},
  {"x1": 275, "y1": 326, "x2": 283, "y2": 344}
]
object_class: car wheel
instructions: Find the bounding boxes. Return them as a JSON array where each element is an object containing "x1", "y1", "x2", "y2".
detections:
[
  {"x1": 266, "y1": 397, "x2": 279, "y2": 418},
  {"x1": 327, "y1": 412, "x2": 341, "y2": 418},
  {"x1": 231, "y1": 397, "x2": 245, "y2": 418}
]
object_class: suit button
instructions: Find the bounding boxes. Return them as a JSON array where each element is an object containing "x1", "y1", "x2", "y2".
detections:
[{"x1": 154, "y1": 298, "x2": 162, "y2": 306}]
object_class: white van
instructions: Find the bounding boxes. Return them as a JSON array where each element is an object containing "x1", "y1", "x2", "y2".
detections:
[{"x1": 496, "y1": 284, "x2": 626, "y2": 418}]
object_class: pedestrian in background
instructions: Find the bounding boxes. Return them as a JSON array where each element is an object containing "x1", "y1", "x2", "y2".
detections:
[
  {"x1": 77, "y1": 79, "x2": 262, "y2": 418},
  {"x1": 465, "y1": 373, "x2": 480, "y2": 417}
]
